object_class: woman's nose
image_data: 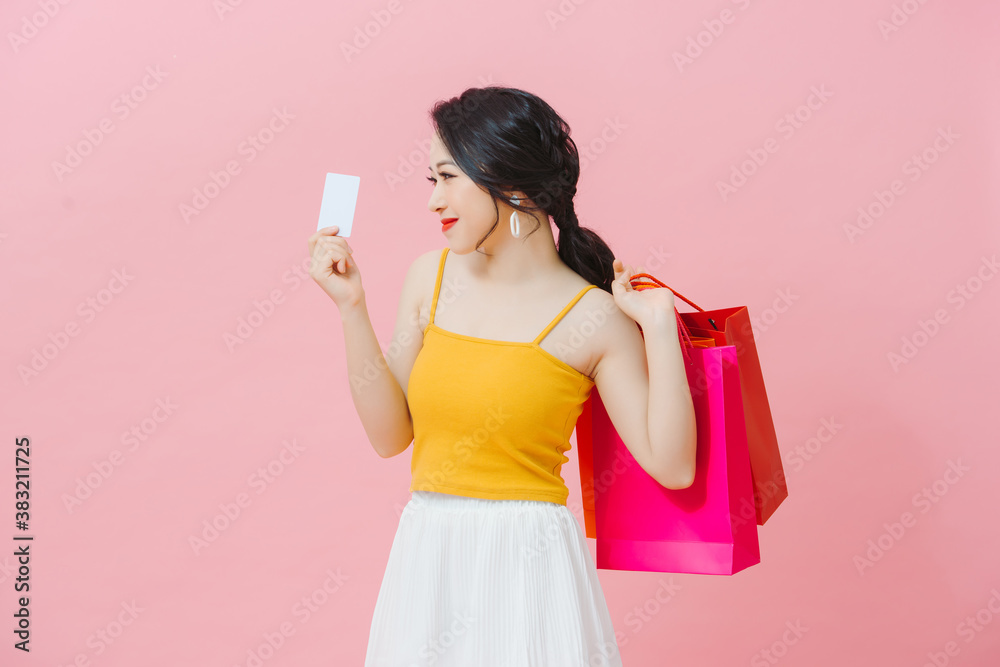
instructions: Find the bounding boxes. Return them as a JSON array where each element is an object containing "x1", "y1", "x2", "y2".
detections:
[{"x1": 427, "y1": 191, "x2": 444, "y2": 212}]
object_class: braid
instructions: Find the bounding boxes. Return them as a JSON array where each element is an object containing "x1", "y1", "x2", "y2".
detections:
[
  {"x1": 540, "y1": 119, "x2": 613, "y2": 294},
  {"x1": 553, "y1": 199, "x2": 615, "y2": 294}
]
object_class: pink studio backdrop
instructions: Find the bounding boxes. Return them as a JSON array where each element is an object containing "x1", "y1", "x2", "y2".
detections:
[{"x1": 2, "y1": 1, "x2": 998, "y2": 665}]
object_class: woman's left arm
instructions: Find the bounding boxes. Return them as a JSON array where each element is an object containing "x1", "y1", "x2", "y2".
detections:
[
  {"x1": 641, "y1": 310, "x2": 697, "y2": 489},
  {"x1": 590, "y1": 258, "x2": 697, "y2": 489}
]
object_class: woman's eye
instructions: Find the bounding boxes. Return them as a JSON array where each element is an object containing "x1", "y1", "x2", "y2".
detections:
[{"x1": 426, "y1": 173, "x2": 454, "y2": 184}]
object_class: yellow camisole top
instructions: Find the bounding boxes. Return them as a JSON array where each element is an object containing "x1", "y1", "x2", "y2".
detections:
[{"x1": 407, "y1": 247, "x2": 597, "y2": 505}]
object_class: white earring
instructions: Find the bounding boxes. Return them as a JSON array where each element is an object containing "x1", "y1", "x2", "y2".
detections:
[{"x1": 509, "y1": 196, "x2": 520, "y2": 238}]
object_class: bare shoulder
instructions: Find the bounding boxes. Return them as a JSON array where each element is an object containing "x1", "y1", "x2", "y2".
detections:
[
  {"x1": 410, "y1": 246, "x2": 445, "y2": 283},
  {"x1": 549, "y1": 273, "x2": 637, "y2": 378},
  {"x1": 581, "y1": 284, "x2": 645, "y2": 380},
  {"x1": 385, "y1": 248, "x2": 446, "y2": 401},
  {"x1": 408, "y1": 247, "x2": 447, "y2": 329}
]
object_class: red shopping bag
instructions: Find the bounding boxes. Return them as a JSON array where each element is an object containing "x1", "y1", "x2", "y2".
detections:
[
  {"x1": 576, "y1": 306, "x2": 760, "y2": 574},
  {"x1": 632, "y1": 274, "x2": 787, "y2": 525}
]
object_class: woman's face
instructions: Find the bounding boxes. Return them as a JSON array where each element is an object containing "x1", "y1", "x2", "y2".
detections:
[{"x1": 426, "y1": 133, "x2": 504, "y2": 250}]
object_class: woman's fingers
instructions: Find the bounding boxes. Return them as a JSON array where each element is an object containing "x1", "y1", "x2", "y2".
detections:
[
  {"x1": 308, "y1": 226, "x2": 352, "y2": 256},
  {"x1": 308, "y1": 238, "x2": 352, "y2": 279}
]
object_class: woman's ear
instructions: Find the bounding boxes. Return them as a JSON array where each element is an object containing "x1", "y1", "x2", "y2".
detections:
[{"x1": 507, "y1": 191, "x2": 535, "y2": 208}]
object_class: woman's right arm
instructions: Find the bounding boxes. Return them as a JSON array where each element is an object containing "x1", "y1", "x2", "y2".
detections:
[
  {"x1": 337, "y1": 251, "x2": 433, "y2": 458},
  {"x1": 308, "y1": 226, "x2": 428, "y2": 458},
  {"x1": 339, "y1": 302, "x2": 406, "y2": 458}
]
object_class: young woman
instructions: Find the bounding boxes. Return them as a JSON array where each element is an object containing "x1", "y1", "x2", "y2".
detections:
[{"x1": 307, "y1": 86, "x2": 697, "y2": 666}]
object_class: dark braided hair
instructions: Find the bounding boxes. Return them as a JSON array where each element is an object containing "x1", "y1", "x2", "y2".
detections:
[{"x1": 429, "y1": 86, "x2": 616, "y2": 294}]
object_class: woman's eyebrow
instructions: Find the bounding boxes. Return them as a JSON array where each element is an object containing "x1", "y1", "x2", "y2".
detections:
[{"x1": 428, "y1": 160, "x2": 457, "y2": 171}]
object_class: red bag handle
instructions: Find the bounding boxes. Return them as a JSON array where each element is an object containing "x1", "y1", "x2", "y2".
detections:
[
  {"x1": 629, "y1": 272, "x2": 721, "y2": 333},
  {"x1": 629, "y1": 273, "x2": 719, "y2": 359},
  {"x1": 629, "y1": 273, "x2": 706, "y2": 313},
  {"x1": 629, "y1": 280, "x2": 694, "y2": 359}
]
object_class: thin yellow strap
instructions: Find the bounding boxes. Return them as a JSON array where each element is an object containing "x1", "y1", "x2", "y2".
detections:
[
  {"x1": 533, "y1": 284, "x2": 597, "y2": 345},
  {"x1": 428, "y1": 247, "x2": 449, "y2": 325}
]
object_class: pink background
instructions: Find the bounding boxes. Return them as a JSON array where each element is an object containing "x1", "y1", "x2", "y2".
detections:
[{"x1": 2, "y1": 0, "x2": 999, "y2": 665}]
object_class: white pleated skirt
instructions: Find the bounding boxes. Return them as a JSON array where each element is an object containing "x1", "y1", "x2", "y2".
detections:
[{"x1": 364, "y1": 490, "x2": 623, "y2": 667}]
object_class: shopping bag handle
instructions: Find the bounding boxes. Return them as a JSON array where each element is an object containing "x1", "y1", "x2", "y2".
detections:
[
  {"x1": 626, "y1": 274, "x2": 696, "y2": 361},
  {"x1": 629, "y1": 272, "x2": 720, "y2": 333}
]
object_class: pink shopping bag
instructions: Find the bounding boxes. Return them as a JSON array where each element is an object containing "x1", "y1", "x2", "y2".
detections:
[{"x1": 576, "y1": 306, "x2": 761, "y2": 575}]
